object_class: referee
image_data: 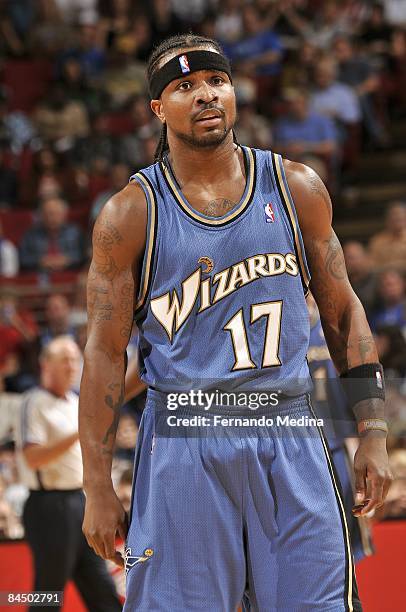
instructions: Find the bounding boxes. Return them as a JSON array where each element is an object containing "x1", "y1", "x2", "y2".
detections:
[{"x1": 15, "y1": 336, "x2": 121, "y2": 611}]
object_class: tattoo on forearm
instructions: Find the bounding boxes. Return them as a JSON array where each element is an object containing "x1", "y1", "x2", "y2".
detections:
[
  {"x1": 102, "y1": 382, "x2": 124, "y2": 451},
  {"x1": 202, "y1": 198, "x2": 236, "y2": 217},
  {"x1": 119, "y1": 281, "x2": 134, "y2": 338},
  {"x1": 358, "y1": 334, "x2": 375, "y2": 363},
  {"x1": 88, "y1": 286, "x2": 113, "y2": 322}
]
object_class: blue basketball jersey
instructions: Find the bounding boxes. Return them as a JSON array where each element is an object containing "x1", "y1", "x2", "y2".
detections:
[{"x1": 130, "y1": 146, "x2": 311, "y2": 394}]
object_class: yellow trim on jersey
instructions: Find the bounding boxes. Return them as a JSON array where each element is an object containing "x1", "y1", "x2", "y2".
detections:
[
  {"x1": 273, "y1": 153, "x2": 311, "y2": 289},
  {"x1": 308, "y1": 402, "x2": 355, "y2": 612},
  {"x1": 131, "y1": 172, "x2": 157, "y2": 312},
  {"x1": 162, "y1": 147, "x2": 255, "y2": 225}
]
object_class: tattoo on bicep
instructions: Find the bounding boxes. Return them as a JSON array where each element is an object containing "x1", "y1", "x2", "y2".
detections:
[
  {"x1": 325, "y1": 236, "x2": 346, "y2": 280},
  {"x1": 92, "y1": 220, "x2": 123, "y2": 281},
  {"x1": 308, "y1": 171, "x2": 332, "y2": 216}
]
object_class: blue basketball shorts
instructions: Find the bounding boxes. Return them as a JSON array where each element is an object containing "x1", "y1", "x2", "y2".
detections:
[{"x1": 124, "y1": 389, "x2": 362, "y2": 612}]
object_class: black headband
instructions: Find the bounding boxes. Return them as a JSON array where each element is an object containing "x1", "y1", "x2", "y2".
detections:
[{"x1": 149, "y1": 50, "x2": 232, "y2": 99}]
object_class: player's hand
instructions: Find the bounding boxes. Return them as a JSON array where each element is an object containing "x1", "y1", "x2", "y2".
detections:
[
  {"x1": 82, "y1": 487, "x2": 128, "y2": 567},
  {"x1": 352, "y1": 435, "x2": 393, "y2": 517}
]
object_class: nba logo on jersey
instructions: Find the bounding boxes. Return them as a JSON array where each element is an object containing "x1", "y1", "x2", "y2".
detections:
[
  {"x1": 264, "y1": 202, "x2": 275, "y2": 223},
  {"x1": 179, "y1": 55, "x2": 191, "y2": 74}
]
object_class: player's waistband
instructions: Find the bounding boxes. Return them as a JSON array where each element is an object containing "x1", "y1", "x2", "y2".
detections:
[{"x1": 147, "y1": 386, "x2": 311, "y2": 417}]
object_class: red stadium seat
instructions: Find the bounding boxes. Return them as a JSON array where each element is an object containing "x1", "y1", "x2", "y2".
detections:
[
  {"x1": 3, "y1": 59, "x2": 53, "y2": 112},
  {"x1": 0, "y1": 210, "x2": 34, "y2": 246}
]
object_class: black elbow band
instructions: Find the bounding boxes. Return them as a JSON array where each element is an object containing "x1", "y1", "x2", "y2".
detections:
[{"x1": 340, "y1": 363, "x2": 385, "y2": 407}]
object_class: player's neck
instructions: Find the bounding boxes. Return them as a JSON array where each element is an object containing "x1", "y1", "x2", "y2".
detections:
[{"x1": 166, "y1": 135, "x2": 241, "y2": 187}]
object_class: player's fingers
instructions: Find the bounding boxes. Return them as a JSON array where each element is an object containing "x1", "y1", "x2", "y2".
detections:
[
  {"x1": 113, "y1": 551, "x2": 124, "y2": 568},
  {"x1": 90, "y1": 532, "x2": 109, "y2": 559},
  {"x1": 361, "y1": 473, "x2": 385, "y2": 514},
  {"x1": 117, "y1": 518, "x2": 128, "y2": 542},
  {"x1": 101, "y1": 529, "x2": 118, "y2": 562},
  {"x1": 82, "y1": 526, "x2": 103, "y2": 558},
  {"x1": 382, "y1": 470, "x2": 394, "y2": 501},
  {"x1": 354, "y1": 463, "x2": 367, "y2": 504}
]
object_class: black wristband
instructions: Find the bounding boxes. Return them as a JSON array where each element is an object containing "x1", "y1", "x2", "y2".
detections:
[{"x1": 340, "y1": 363, "x2": 385, "y2": 408}]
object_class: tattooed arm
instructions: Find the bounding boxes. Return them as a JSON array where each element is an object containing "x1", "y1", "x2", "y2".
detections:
[
  {"x1": 285, "y1": 160, "x2": 392, "y2": 515},
  {"x1": 79, "y1": 182, "x2": 147, "y2": 565}
]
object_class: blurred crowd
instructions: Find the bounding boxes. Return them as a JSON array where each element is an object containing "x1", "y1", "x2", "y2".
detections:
[{"x1": 1, "y1": 0, "x2": 406, "y2": 539}]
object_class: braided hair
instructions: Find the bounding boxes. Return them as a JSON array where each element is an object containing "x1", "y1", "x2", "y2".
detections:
[{"x1": 147, "y1": 34, "x2": 235, "y2": 162}]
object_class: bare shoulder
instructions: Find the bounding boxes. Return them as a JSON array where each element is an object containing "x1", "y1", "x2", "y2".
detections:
[
  {"x1": 95, "y1": 181, "x2": 147, "y2": 234},
  {"x1": 92, "y1": 181, "x2": 148, "y2": 266},
  {"x1": 282, "y1": 158, "x2": 333, "y2": 225}
]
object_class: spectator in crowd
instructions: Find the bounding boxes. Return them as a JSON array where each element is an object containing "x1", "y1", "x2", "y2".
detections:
[
  {"x1": 277, "y1": 0, "x2": 350, "y2": 50},
  {"x1": 72, "y1": 113, "x2": 117, "y2": 168},
  {"x1": 99, "y1": 0, "x2": 137, "y2": 52},
  {"x1": 334, "y1": 35, "x2": 388, "y2": 145},
  {"x1": 40, "y1": 294, "x2": 75, "y2": 347},
  {"x1": 0, "y1": 289, "x2": 38, "y2": 391},
  {"x1": 370, "y1": 268, "x2": 406, "y2": 331},
  {"x1": 383, "y1": 0, "x2": 406, "y2": 26},
  {"x1": 120, "y1": 97, "x2": 160, "y2": 169},
  {"x1": 170, "y1": 0, "x2": 211, "y2": 26},
  {"x1": 114, "y1": 412, "x2": 138, "y2": 462},
  {"x1": 69, "y1": 273, "x2": 88, "y2": 328},
  {"x1": 0, "y1": 0, "x2": 37, "y2": 57},
  {"x1": 282, "y1": 39, "x2": 318, "y2": 90},
  {"x1": 58, "y1": 22, "x2": 106, "y2": 80},
  {"x1": 310, "y1": 58, "x2": 361, "y2": 135},
  {"x1": 374, "y1": 325, "x2": 406, "y2": 379},
  {"x1": 149, "y1": 0, "x2": 185, "y2": 49},
  {"x1": 380, "y1": 448, "x2": 406, "y2": 520},
  {"x1": 15, "y1": 336, "x2": 122, "y2": 611},
  {"x1": 224, "y1": 4, "x2": 283, "y2": 107},
  {"x1": 273, "y1": 87, "x2": 337, "y2": 162},
  {"x1": 368, "y1": 201, "x2": 406, "y2": 271},
  {"x1": 343, "y1": 240, "x2": 377, "y2": 318},
  {"x1": 21, "y1": 147, "x2": 64, "y2": 208},
  {"x1": 60, "y1": 57, "x2": 106, "y2": 117},
  {"x1": 387, "y1": 28, "x2": 406, "y2": 115},
  {"x1": 34, "y1": 83, "x2": 90, "y2": 150},
  {"x1": 233, "y1": 78, "x2": 273, "y2": 149},
  {"x1": 0, "y1": 88, "x2": 36, "y2": 154},
  {"x1": 358, "y1": 2, "x2": 393, "y2": 56},
  {"x1": 115, "y1": 468, "x2": 133, "y2": 514},
  {"x1": 214, "y1": 0, "x2": 243, "y2": 44},
  {"x1": 90, "y1": 162, "x2": 129, "y2": 222},
  {"x1": 0, "y1": 220, "x2": 19, "y2": 277},
  {"x1": 19, "y1": 196, "x2": 86, "y2": 272},
  {"x1": 0, "y1": 146, "x2": 18, "y2": 208}
]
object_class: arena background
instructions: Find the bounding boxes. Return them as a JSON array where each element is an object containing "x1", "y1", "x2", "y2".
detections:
[{"x1": 0, "y1": 1, "x2": 405, "y2": 610}]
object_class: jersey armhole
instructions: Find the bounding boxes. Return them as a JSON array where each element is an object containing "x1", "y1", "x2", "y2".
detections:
[
  {"x1": 129, "y1": 172, "x2": 158, "y2": 316},
  {"x1": 271, "y1": 152, "x2": 311, "y2": 296}
]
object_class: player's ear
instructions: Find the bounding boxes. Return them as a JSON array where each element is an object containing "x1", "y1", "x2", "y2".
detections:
[{"x1": 151, "y1": 99, "x2": 165, "y2": 123}]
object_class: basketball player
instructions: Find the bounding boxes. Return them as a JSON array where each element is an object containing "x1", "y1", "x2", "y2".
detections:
[{"x1": 79, "y1": 35, "x2": 392, "y2": 611}]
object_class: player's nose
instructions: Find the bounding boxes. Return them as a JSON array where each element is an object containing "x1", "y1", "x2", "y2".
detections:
[{"x1": 195, "y1": 80, "x2": 218, "y2": 104}]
